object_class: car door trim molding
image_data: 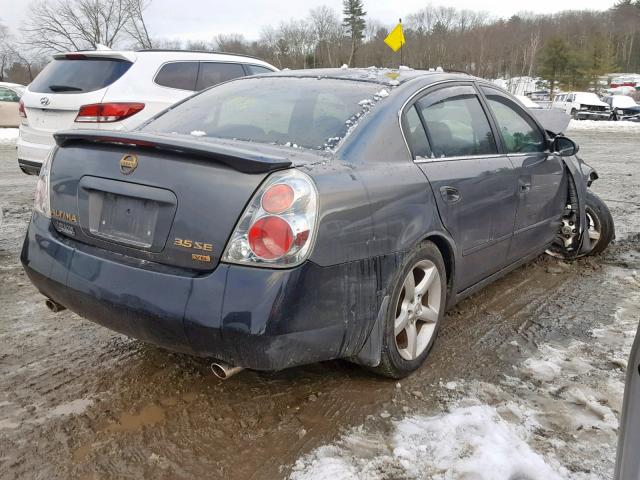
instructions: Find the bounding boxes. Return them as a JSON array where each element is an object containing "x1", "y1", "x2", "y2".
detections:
[{"x1": 414, "y1": 153, "x2": 509, "y2": 164}]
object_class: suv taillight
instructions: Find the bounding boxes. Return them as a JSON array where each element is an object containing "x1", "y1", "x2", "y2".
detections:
[
  {"x1": 75, "y1": 103, "x2": 145, "y2": 123},
  {"x1": 18, "y1": 99, "x2": 27, "y2": 119},
  {"x1": 222, "y1": 170, "x2": 318, "y2": 267}
]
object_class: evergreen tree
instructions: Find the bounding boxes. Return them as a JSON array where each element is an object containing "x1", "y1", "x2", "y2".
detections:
[
  {"x1": 343, "y1": 0, "x2": 366, "y2": 66},
  {"x1": 538, "y1": 37, "x2": 571, "y2": 99}
]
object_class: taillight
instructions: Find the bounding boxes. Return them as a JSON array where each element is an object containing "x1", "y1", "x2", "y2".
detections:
[
  {"x1": 75, "y1": 103, "x2": 145, "y2": 123},
  {"x1": 222, "y1": 170, "x2": 318, "y2": 267},
  {"x1": 18, "y1": 99, "x2": 27, "y2": 119}
]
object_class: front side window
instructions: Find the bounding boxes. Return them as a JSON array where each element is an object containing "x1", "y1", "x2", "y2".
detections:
[
  {"x1": 416, "y1": 85, "x2": 497, "y2": 158},
  {"x1": 0, "y1": 87, "x2": 19, "y2": 102},
  {"x1": 482, "y1": 88, "x2": 546, "y2": 154},
  {"x1": 196, "y1": 62, "x2": 245, "y2": 90},
  {"x1": 155, "y1": 62, "x2": 199, "y2": 90}
]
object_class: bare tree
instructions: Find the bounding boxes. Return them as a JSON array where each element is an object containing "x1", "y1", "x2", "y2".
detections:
[
  {"x1": 309, "y1": 6, "x2": 343, "y2": 67},
  {"x1": 0, "y1": 23, "x2": 11, "y2": 81},
  {"x1": 22, "y1": 0, "x2": 153, "y2": 53}
]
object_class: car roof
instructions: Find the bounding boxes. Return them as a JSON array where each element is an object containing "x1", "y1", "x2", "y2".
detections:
[
  {"x1": 258, "y1": 67, "x2": 474, "y2": 86},
  {"x1": 0, "y1": 81, "x2": 25, "y2": 89},
  {"x1": 53, "y1": 49, "x2": 275, "y2": 67}
]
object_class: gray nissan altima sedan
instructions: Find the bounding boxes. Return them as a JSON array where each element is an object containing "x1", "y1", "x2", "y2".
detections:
[{"x1": 21, "y1": 68, "x2": 614, "y2": 379}]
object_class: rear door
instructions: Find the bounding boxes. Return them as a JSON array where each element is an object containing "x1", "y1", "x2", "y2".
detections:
[
  {"x1": 480, "y1": 86, "x2": 566, "y2": 262},
  {"x1": 406, "y1": 83, "x2": 518, "y2": 291}
]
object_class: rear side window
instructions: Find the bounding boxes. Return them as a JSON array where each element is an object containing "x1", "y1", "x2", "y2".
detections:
[
  {"x1": 482, "y1": 88, "x2": 546, "y2": 154},
  {"x1": 404, "y1": 106, "x2": 431, "y2": 158},
  {"x1": 155, "y1": 62, "x2": 199, "y2": 90},
  {"x1": 196, "y1": 62, "x2": 245, "y2": 90},
  {"x1": 416, "y1": 86, "x2": 497, "y2": 158},
  {"x1": 29, "y1": 58, "x2": 132, "y2": 94},
  {"x1": 247, "y1": 65, "x2": 274, "y2": 75}
]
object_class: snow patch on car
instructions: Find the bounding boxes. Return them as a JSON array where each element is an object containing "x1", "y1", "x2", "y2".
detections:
[{"x1": 0, "y1": 128, "x2": 19, "y2": 144}]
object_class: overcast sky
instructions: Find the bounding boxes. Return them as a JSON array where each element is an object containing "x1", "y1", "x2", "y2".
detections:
[{"x1": 0, "y1": 0, "x2": 617, "y2": 41}]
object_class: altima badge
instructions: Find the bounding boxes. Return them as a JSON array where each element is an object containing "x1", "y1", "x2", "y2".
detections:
[
  {"x1": 120, "y1": 154, "x2": 138, "y2": 175},
  {"x1": 40, "y1": 97, "x2": 50, "y2": 106}
]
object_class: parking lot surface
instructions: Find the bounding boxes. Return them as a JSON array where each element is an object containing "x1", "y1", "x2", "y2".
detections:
[{"x1": 1, "y1": 129, "x2": 639, "y2": 479}]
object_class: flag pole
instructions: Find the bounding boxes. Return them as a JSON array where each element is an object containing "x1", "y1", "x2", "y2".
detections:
[{"x1": 399, "y1": 18, "x2": 403, "y2": 68}]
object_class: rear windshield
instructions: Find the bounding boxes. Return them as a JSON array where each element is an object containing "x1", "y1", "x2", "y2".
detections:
[
  {"x1": 143, "y1": 77, "x2": 385, "y2": 150},
  {"x1": 29, "y1": 58, "x2": 132, "y2": 94}
]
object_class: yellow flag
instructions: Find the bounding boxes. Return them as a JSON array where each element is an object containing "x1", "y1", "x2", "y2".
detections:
[{"x1": 384, "y1": 23, "x2": 405, "y2": 52}]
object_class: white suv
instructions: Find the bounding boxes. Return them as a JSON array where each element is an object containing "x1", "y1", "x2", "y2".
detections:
[
  {"x1": 551, "y1": 92, "x2": 610, "y2": 120},
  {"x1": 17, "y1": 50, "x2": 277, "y2": 174}
]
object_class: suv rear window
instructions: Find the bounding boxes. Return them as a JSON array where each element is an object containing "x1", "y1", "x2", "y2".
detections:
[
  {"x1": 144, "y1": 77, "x2": 382, "y2": 150},
  {"x1": 29, "y1": 58, "x2": 132, "y2": 94}
]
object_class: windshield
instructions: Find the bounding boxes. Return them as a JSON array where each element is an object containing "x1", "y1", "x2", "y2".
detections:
[
  {"x1": 143, "y1": 77, "x2": 386, "y2": 150},
  {"x1": 29, "y1": 58, "x2": 132, "y2": 94}
]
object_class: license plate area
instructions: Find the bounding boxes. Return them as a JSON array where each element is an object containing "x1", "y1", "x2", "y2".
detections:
[
  {"x1": 90, "y1": 192, "x2": 159, "y2": 248},
  {"x1": 78, "y1": 176, "x2": 177, "y2": 252}
]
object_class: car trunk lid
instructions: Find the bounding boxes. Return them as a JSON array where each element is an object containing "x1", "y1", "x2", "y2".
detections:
[{"x1": 48, "y1": 131, "x2": 297, "y2": 272}]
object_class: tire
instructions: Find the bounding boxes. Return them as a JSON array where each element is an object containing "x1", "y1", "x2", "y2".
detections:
[
  {"x1": 571, "y1": 108, "x2": 579, "y2": 120},
  {"x1": 371, "y1": 241, "x2": 447, "y2": 379},
  {"x1": 583, "y1": 190, "x2": 615, "y2": 256}
]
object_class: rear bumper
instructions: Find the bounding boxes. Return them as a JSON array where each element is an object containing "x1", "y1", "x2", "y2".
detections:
[
  {"x1": 17, "y1": 128, "x2": 52, "y2": 174},
  {"x1": 21, "y1": 212, "x2": 383, "y2": 370}
]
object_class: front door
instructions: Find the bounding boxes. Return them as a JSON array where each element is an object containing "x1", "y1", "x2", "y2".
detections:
[
  {"x1": 404, "y1": 84, "x2": 518, "y2": 292},
  {"x1": 480, "y1": 86, "x2": 566, "y2": 262}
]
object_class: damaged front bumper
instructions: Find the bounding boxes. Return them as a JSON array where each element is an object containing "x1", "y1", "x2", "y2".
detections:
[{"x1": 21, "y1": 212, "x2": 383, "y2": 370}]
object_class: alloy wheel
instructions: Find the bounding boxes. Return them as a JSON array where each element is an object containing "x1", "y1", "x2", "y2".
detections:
[{"x1": 394, "y1": 259, "x2": 442, "y2": 361}]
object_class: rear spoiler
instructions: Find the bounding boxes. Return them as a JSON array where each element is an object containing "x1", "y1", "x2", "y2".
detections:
[
  {"x1": 53, "y1": 51, "x2": 137, "y2": 62},
  {"x1": 53, "y1": 130, "x2": 293, "y2": 174}
]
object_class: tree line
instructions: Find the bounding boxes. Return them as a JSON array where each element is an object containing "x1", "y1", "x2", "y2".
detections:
[{"x1": 1, "y1": 0, "x2": 639, "y2": 94}]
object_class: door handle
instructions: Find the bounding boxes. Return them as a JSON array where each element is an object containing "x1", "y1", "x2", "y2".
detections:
[
  {"x1": 520, "y1": 183, "x2": 531, "y2": 193},
  {"x1": 439, "y1": 186, "x2": 461, "y2": 204}
]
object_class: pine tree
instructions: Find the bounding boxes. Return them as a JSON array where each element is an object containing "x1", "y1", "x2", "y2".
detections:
[
  {"x1": 538, "y1": 37, "x2": 571, "y2": 99},
  {"x1": 343, "y1": 0, "x2": 366, "y2": 67}
]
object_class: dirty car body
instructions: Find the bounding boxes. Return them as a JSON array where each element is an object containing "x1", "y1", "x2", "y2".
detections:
[{"x1": 21, "y1": 69, "x2": 603, "y2": 375}]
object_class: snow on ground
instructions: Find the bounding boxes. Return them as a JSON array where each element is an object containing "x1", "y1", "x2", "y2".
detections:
[
  {"x1": 291, "y1": 271, "x2": 640, "y2": 480},
  {"x1": 568, "y1": 120, "x2": 640, "y2": 131},
  {"x1": 0, "y1": 128, "x2": 19, "y2": 144}
]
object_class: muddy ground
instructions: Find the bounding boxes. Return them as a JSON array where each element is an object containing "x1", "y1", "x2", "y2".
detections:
[{"x1": 0, "y1": 130, "x2": 639, "y2": 480}]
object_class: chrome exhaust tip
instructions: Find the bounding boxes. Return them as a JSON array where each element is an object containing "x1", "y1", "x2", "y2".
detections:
[
  {"x1": 45, "y1": 298, "x2": 66, "y2": 313},
  {"x1": 210, "y1": 361, "x2": 244, "y2": 380}
]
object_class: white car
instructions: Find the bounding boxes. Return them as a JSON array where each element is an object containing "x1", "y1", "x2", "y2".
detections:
[
  {"x1": 603, "y1": 95, "x2": 640, "y2": 121},
  {"x1": 17, "y1": 50, "x2": 277, "y2": 174},
  {"x1": 551, "y1": 92, "x2": 610, "y2": 120},
  {"x1": 515, "y1": 95, "x2": 542, "y2": 109},
  {"x1": 0, "y1": 82, "x2": 25, "y2": 127}
]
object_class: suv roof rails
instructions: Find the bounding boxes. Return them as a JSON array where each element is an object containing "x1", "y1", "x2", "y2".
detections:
[
  {"x1": 443, "y1": 68, "x2": 473, "y2": 75},
  {"x1": 134, "y1": 49, "x2": 261, "y2": 60}
]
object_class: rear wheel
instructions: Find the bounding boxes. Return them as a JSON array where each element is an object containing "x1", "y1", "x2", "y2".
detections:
[{"x1": 371, "y1": 241, "x2": 447, "y2": 379}]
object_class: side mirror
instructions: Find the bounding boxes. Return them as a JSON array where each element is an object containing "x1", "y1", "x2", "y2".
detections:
[{"x1": 551, "y1": 136, "x2": 579, "y2": 157}]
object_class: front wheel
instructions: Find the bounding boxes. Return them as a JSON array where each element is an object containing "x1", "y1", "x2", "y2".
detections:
[
  {"x1": 548, "y1": 190, "x2": 614, "y2": 259},
  {"x1": 583, "y1": 190, "x2": 615, "y2": 256},
  {"x1": 371, "y1": 241, "x2": 447, "y2": 379}
]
